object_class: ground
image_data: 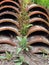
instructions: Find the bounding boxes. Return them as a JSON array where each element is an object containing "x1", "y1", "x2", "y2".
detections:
[{"x1": 0, "y1": 38, "x2": 49, "y2": 65}]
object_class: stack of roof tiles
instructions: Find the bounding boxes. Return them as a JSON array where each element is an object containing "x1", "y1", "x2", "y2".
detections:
[
  {"x1": 0, "y1": 0, "x2": 21, "y2": 46},
  {"x1": 0, "y1": 0, "x2": 49, "y2": 53}
]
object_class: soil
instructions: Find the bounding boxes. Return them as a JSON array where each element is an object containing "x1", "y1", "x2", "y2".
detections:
[{"x1": 0, "y1": 37, "x2": 49, "y2": 65}]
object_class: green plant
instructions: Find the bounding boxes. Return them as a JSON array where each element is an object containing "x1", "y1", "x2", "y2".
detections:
[
  {"x1": 17, "y1": 0, "x2": 32, "y2": 36},
  {"x1": 40, "y1": 48, "x2": 49, "y2": 55},
  {"x1": 14, "y1": 55, "x2": 29, "y2": 65},
  {"x1": 0, "y1": 51, "x2": 13, "y2": 60},
  {"x1": 14, "y1": 56, "x2": 24, "y2": 65},
  {"x1": 0, "y1": 56, "x2": 6, "y2": 60},
  {"x1": 14, "y1": 0, "x2": 33, "y2": 65},
  {"x1": 15, "y1": 36, "x2": 29, "y2": 65},
  {"x1": 16, "y1": 0, "x2": 32, "y2": 55},
  {"x1": 17, "y1": 36, "x2": 29, "y2": 54},
  {"x1": 5, "y1": 51, "x2": 13, "y2": 60},
  {"x1": 32, "y1": 0, "x2": 49, "y2": 8}
]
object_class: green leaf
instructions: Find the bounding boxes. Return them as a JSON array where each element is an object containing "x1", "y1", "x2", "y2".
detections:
[
  {"x1": 17, "y1": 36, "x2": 28, "y2": 50},
  {"x1": 14, "y1": 59, "x2": 20, "y2": 63},
  {"x1": 26, "y1": 48, "x2": 29, "y2": 51},
  {"x1": 17, "y1": 48, "x2": 22, "y2": 54},
  {"x1": 20, "y1": 36, "x2": 27, "y2": 48},
  {"x1": 26, "y1": 24, "x2": 32, "y2": 28},
  {"x1": 0, "y1": 56, "x2": 6, "y2": 59},
  {"x1": 14, "y1": 56, "x2": 24, "y2": 63},
  {"x1": 15, "y1": 62, "x2": 22, "y2": 65},
  {"x1": 26, "y1": 61, "x2": 29, "y2": 64},
  {"x1": 17, "y1": 36, "x2": 22, "y2": 42},
  {"x1": 5, "y1": 51, "x2": 12, "y2": 60},
  {"x1": 19, "y1": 56, "x2": 24, "y2": 62},
  {"x1": 24, "y1": 0, "x2": 32, "y2": 4}
]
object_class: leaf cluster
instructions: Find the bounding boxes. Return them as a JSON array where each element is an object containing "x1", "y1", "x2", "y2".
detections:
[
  {"x1": 17, "y1": 36, "x2": 29, "y2": 53},
  {"x1": 14, "y1": 56, "x2": 29, "y2": 65},
  {"x1": 0, "y1": 51, "x2": 13, "y2": 60},
  {"x1": 32, "y1": 0, "x2": 49, "y2": 8}
]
